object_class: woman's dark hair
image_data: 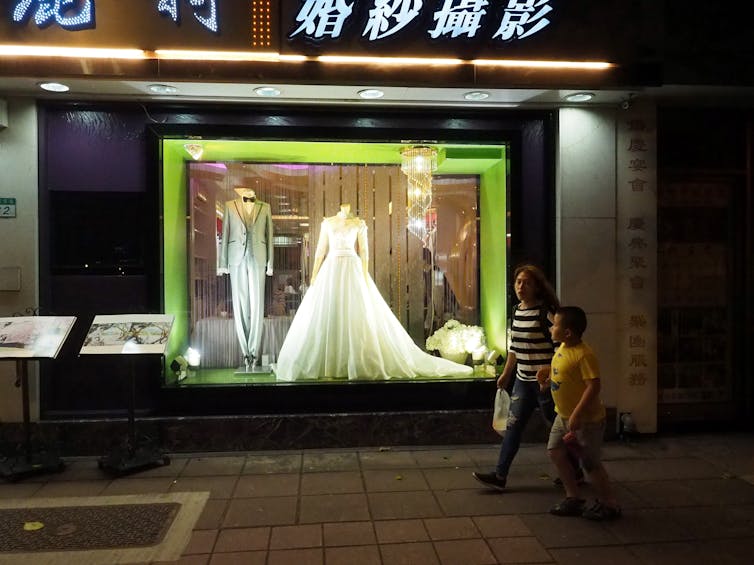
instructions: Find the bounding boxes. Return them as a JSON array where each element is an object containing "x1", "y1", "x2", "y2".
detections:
[{"x1": 513, "y1": 264, "x2": 560, "y2": 312}]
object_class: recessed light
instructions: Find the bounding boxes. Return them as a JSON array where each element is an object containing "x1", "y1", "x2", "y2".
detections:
[
  {"x1": 148, "y1": 84, "x2": 178, "y2": 94},
  {"x1": 358, "y1": 88, "x2": 384, "y2": 99},
  {"x1": 564, "y1": 92, "x2": 595, "y2": 103},
  {"x1": 38, "y1": 82, "x2": 69, "y2": 93},
  {"x1": 464, "y1": 91, "x2": 490, "y2": 101},
  {"x1": 254, "y1": 86, "x2": 281, "y2": 97}
]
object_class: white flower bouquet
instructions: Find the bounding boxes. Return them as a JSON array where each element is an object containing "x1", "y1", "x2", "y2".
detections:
[{"x1": 425, "y1": 319, "x2": 486, "y2": 357}]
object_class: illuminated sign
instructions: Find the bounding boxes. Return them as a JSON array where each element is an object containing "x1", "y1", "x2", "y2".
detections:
[
  {"x1": 288, "y1": 0, "x2": 555, "y2": 42},
  {"x1": 12, "y1": 0, "x2": 95, "y2": 31}
]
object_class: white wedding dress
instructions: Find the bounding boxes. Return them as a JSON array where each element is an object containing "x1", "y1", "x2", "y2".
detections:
[{"x1": 274, "y1": 216, "x2": 473, "y2": 381}]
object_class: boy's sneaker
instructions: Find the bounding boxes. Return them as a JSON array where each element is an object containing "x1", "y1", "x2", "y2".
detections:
[
  {"x1": 549, "y1": 497, "x2": 586, "y2": 516},
  {"x1": 582, "y1": 500, "x2": 622, "y2": 521},
  {"x1": 472, "y1": 471, "x2": 507, "y2": 491}
]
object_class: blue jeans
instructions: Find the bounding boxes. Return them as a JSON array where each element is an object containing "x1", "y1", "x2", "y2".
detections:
[{"x1": 496, "y1": 377, "x2": 557, "y2": 477}]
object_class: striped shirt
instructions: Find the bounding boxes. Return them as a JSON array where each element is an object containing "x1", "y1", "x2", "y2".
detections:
[{"x1": 511, "y1": 304, "x2": 555, "y2": 382}]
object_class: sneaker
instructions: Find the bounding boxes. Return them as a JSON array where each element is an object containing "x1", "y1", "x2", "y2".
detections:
[
  {"x1": 582, "y1": 500, "x2": 622, "y2": 521},
  {"x1": 549, "y1": 497, "x2": 586, "y2": 516},
  {"x1": 472, "y1": 471, "x2": 507, "y2": 491}
]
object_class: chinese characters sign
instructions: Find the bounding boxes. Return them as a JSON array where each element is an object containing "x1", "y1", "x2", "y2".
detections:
[
  {"x1": 617, "y1": 102, "x2": 657, "y2": 432},
  {"x1": 287, "y1": 0, "x2": 555, "y2": 42}
]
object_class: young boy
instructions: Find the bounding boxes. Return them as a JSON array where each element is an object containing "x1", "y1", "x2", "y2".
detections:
[{"x1": 539, "y1": 306, "x2": 621, "y2": 520}]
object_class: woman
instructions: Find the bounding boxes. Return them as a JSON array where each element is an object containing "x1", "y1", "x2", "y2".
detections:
[{"x1": 473, "y1": 264, "x2": 581, "y2": 490}]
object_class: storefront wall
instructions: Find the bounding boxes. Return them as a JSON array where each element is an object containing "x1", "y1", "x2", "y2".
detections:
[
  {"x1": 0, "y1": 97, "x2": 39, "y2": 422},
  {"x1": 0, "y1": 100, "x2": 653, "y2": 431}
]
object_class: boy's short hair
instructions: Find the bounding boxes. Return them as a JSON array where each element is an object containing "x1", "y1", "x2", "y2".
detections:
[{"x1": 556, "y1": 306, "x2": 587, "y2": 337}]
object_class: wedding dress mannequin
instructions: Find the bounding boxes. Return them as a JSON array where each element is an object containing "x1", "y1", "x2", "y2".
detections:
[
  {"x1": 275, "y1": 203, "x2": 472, "y2": 381},
  {"x1": 218, "y1": 188, "x2": 273, "y2": 370}
]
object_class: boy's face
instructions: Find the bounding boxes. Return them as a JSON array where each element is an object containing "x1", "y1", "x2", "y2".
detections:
[{"x1": 551, "y1": 313, "x2": 568, "y2": 342}]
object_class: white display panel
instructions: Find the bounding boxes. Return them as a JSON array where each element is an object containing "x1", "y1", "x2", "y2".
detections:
[
  {"x1": 0, "y1": 316, "x2": 76, "y2": 359},
  {"x1": 80, "y1": 314, "x2": 174, "y2": 355}
]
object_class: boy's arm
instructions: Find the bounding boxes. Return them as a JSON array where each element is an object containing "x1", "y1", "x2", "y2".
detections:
[{"x1": 568, "y1": 378, "x2": 601, "y2": 431}]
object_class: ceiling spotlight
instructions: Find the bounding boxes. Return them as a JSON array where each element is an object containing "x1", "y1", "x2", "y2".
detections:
[
  {"x1": 564, "y1": 92, "x2": 595, "y2": 103},
  {"x1": 38, "y1": 82, "x2": 69, "y2": 93},
  {"x1": 358, "y1": 88, "x2": 384, "y2": 99},
  {"x1": 148, "y1": 84, "x2": 178, "y2": 95},
  {"x1": 254, "y1": 86, "x2": 281, "y2": 97},
  {"x1": 464, "y1": 91, "x2": 490, "y2": 101}
]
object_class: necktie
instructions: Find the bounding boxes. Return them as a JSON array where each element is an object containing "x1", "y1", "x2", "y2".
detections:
[{"x1": 243, "y1": 196, "x2": 255, "y2": 203}]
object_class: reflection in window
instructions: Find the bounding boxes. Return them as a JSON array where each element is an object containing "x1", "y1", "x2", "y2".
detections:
[{"x1": 187, "y1": 161, "x2": 479, "y2": 369}]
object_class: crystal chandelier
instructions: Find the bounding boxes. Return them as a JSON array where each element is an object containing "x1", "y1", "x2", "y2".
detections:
[{"x1": 401, "y1": 145, "x2": 438, "y2": 242}]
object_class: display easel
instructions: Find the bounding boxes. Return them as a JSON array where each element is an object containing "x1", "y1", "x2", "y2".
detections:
[
  {"x1": 0, "y1": 316, "x2": 76, "y2": 481},
  {"x1": 79, "y1": 314, "x2": 174, "y2": 475}
]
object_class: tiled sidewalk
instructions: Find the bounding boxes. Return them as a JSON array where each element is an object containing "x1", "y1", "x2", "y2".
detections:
[{"x1": 1, "y1": 433, "x2": 753, "y2": 564}]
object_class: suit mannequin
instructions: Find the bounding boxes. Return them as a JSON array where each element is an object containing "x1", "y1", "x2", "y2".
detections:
[{"x1": 218, "y1": 188, "x2": 273, "y2": 368}]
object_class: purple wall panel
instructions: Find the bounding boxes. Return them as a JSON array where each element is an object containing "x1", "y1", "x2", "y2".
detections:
[{"x1": 45, "y1": 108, "x2": 147, "y2": 192}]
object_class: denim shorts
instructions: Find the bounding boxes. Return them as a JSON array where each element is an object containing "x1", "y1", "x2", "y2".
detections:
[{"x1": 548, "y1": 414, "x2": 606, "y2": 472}]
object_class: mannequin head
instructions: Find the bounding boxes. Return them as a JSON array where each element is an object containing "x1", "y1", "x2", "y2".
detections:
[
  {"x1": 234, "y1": 188, "x2": 256, "y2": 201},
  {"x1": 338, "y1": 203, "x2": 352, "y2": 217}
]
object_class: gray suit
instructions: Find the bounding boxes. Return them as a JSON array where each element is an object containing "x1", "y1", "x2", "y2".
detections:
[{"x1": 219, "y1": 198, "x2": 273, "y2": 363}]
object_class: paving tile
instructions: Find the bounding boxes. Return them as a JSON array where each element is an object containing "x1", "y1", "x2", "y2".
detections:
[
  {"x1": 423, "y1": 517, "x2": 480, "y2": 540},
  {"x1": 270, "y1": 524, "x2": 323, "y2": 549},
  {"x1": 100, "y1": 477, "x2": 175, "y2": 495},
  {"x1": 667, "y1": 504, "x2": 754, "y2": 539},
  {"x1": 601, "y1": 508, "x2": 693, "y2": 544},
  {"x1": 486, "y1": 536, "x2": 553, "y2": 563},
  {"x1": 267, "y1": 547, "x2": 323, "y2": 565},
  {"x1": 521, "y1": 514, "x2": 622, "y2": 548},
  {"x1": 233, "y1": 473, "x2": 299, "y2": 497},
  {"x1": 323, "y1": 521, "x2": 376, "y2": 546},
  {"x1": 46, "y1": 459, "x2": 107, "y2": 481},
  {"x1": 183, "y1": 456, "x2": 246, "y2": 477},
  {"x1": 183, "y1": 529, "x2": 218, "y2": 555},
  {"x1": 379, "y1": 542, "x2": 440, "y2": 565},
  {"x1": 195, "y1": 498, "x2": 229, "y2": 530},
  {"x1": 168, "y1": 555, "x2": 210, "y2": 565},
  {"x1": 363, "y1": 469, "x2": 429, "y2": 492},
  {"x1": 433, "y1": 538, "x2": 497, "y2": 565},
  {"x1": 549, "y1": 545, "x2": 642, "y2": 565},
  {"x1": 359, "y1": 450, "x2": 417, "y2": 469},
  {"x1": 325, "y1": 545, "x2": 381, "y2": 565},
  {"x1": 214, "y1": 526, "x2": 270, "y2": 552},
  {"x1": 0, "y1": 482, "x2": 43, "y2": 499},
  {"x1": 472, "y1": 515, "x2": 532, "y2": 538},
  {"x1": 465, "y1": 446, "x2": 500, "y2": 469},
  {"x1": 303, "y1": 452, "x2": 360, "y2": 472},
  {"x1": 436, "y1": 488, "x2": 554, "y2": 516},
  {"x1": 30, "y1": 479, "x2": 108, "y2": 497},
  {"x1": 208, "y1": 550, "x2": 266, "y2": 565},
  {"x1": 300, "y1": 471, "x2": 364, "y2": 495},
  {"x1": 374, "y1": 518, "x2": 429, "y2": 543},
  {"x1": 223, "y1": 496, "x2": 298, "y2": 527},
  {"x1": 411, "y1": 449, "x2": 475, "y2": 468},
  {"x1": 368, "y1": 491, "x2": 443, "y2": 519},
  {"x1": 244, "y1": 453, "x2": 302, "y2": 474},
  {"x1": 170, "y1": 475, "x2": 238, "y2": 499},
  {"x1": 299, "y1": 493, "x2": 371, "y2": 523},
  {"x1": 423, "y1": 467, "x2": 481, "y2": 491},
  {"x1": 605, "y1": 457, "x2": 721, "y2": 482},
  {"x1": 627, "y1": 541, "x2": 720, "y2": 565}
]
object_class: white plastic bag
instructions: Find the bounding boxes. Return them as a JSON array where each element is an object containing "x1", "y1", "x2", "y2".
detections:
[{"x1": 492, "y1": 388, "x2": 510, "y2": 436}]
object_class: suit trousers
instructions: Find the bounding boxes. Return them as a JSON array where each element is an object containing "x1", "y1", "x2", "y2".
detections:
[{"x1": 229, "y1": 253, "x2": 266, "y2": 361}]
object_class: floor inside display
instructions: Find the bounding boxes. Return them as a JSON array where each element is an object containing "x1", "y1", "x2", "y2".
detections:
[{"x1": 175, "y1": 367, "x2": 495, "y2": 386}]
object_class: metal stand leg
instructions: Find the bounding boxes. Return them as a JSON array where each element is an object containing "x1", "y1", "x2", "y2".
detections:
[
  {"x1": 98, "y1": 356, "x2": 170, "y2": 475},
  {"x1": 0, "y1": 360, "x2": 65, "y2": 481}
]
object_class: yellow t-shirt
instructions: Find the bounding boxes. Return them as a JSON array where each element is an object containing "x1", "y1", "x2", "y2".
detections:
[{"x1": 550, "y1": 341, "x2": 606, "y2": 423}]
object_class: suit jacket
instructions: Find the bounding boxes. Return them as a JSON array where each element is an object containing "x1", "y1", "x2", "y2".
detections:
[{"x1": 219, "y1": 199, "x2": 274, "y2": 271}]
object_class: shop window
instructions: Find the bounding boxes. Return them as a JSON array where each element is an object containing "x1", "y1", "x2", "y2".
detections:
[{"x1": 185, "y1": 162, "x2": 479, "y2": 373}]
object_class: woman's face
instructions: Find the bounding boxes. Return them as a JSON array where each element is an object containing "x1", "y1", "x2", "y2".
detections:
[{"x1": 514, "y1": 270, "x2": 539, "y2": 303}]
